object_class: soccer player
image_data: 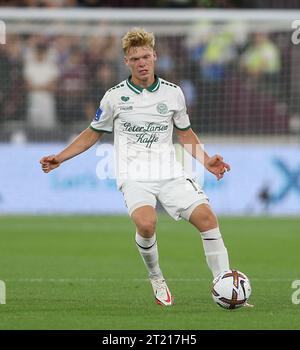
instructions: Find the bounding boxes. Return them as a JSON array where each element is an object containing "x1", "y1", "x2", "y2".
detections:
[{"x1": 40, "y1": 28, "x2": 231, "y2": 307}]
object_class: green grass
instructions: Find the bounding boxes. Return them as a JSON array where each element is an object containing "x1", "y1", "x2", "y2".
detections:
[{"x1": 0, "y1": 215, "x2": 299, "y2": 330}]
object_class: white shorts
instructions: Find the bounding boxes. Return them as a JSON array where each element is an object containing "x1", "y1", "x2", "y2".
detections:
[{"x1": 120, "y1": 176, "x2": 209, "y2": 221}]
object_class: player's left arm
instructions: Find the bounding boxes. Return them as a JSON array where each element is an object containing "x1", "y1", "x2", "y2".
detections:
[{"x1": 176, "y1": 127, "x2": 231, "y2": 180}]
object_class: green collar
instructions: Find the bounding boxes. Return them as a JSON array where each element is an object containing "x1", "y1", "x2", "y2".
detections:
[{"x1": 126, "y1": 75, "x2": 160, "y2": 94}]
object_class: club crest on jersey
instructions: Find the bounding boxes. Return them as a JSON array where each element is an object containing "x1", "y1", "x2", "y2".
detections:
[
  {"x1": 156, "y1": 102, "x2": 168, "y2": 114},
  {"x1": 94, "y1": 108, "x2": 103, "y2": 121},
  {"x1": 121, "y1": 96, "x2": 130, "y2": 102}
]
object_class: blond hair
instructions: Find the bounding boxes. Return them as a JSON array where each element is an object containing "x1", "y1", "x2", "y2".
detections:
[{"x1": 122, "y1": 28, "x2": 155, "y2": 55}]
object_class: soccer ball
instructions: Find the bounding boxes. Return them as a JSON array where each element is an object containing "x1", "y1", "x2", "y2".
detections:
[{"x1": 211, "y1": 269, "x2": 252, "y2": 309}]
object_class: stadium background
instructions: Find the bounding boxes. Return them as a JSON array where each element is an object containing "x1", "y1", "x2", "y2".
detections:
[
  {"x1": 1, "y1": 0, "x2": 300, "y2": 216},
  {"x1": 0, "y1": 0, "x2": 300, "y2": 331}
]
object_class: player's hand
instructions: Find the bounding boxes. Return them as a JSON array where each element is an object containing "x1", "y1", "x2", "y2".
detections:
[
  {"x1": 40, "y1": 155, "x2": 61, "y2": 173},
  {"x1": 204, "y1": 154, "x2": 230, "y2": 181}
]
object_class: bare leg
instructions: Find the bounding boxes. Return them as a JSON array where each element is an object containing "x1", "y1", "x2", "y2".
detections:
[{"x1": 131, "y1": 206, "x2": 162, "y2": 278}]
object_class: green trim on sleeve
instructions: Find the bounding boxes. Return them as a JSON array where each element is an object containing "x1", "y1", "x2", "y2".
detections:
[
  {"x1": 173, "y1": 124, "x2": 191, "y2": 131},
  {"x1": 89, "y1": 125, "x2": 113, "y2": 134}
]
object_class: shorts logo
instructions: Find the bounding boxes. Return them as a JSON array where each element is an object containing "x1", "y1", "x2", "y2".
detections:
[
  {"x1": 94, "y1": 108, "x2": 103, "y2": 121},
  {"x1": 121, "y1": 96, "x2": 130, "y2": 102},
  {"x1": 156, "y1": 102, "x2": 168, "y2": 114}
]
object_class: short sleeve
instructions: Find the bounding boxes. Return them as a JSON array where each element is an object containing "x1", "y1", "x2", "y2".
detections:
[
  {"x1": 90, "y1": 92, "x2": 114, "y2": 133},
  {"x1": 172, "y1": 87, "x2": 191, "y2": 131}
]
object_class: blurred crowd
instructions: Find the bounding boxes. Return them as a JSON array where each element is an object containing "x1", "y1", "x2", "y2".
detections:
[
  {"x1": 0, "y1": 34, "x2": 120, "y2": 132},
  {"x1": 0, "y1": 20, "x2": 298, "y2": 141},
  {"x1": 2, "y1": 0, "x2": 300, "y2": 8}
]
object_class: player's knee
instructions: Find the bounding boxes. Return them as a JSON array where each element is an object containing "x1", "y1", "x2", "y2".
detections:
[
  {"x1": 201, "y1": 211, "x2": 218, "y2": 231},
  {"x1": 136, "y1": 219, "x2": 157, "y2": 237},
  {"x1": 190, "y1": 206, "x2": 218, "y2": 231}
]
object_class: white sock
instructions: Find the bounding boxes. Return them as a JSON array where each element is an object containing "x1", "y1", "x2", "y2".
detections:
[
  {"x1": 135, "y1": 232, "x2": 162, "y2": 279},
  {"x1": 200, "y1": 227, "x2": 230, "y2": 278}
]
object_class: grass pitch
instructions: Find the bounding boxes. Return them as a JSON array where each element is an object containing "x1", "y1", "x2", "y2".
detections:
[{"x1": 0, "y1": 215, "x2": 299, "y2": 330}]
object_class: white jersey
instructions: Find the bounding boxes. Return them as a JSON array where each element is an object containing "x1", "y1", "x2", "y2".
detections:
[{"x1": 90, "y1": 76, "x2": 191, "y2": 189}]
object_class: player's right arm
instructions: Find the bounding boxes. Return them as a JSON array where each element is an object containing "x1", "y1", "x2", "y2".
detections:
[
  {"x1": 40, "y1": 89, "x2": 114, "y2": 173},
  {"x1": 40, "y1": 127, "x2": 103, "y2": 173}
]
